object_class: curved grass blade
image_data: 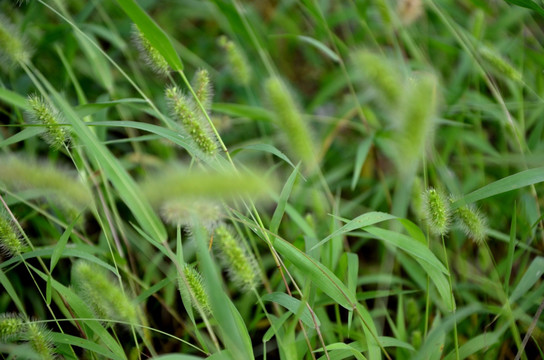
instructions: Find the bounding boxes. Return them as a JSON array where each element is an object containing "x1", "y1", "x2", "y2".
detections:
[
  {"x1": 262, "y1": 292, "x2": 320, "y2": 328},
  {"x1": 452, "y1": 167, "x2": 544, "y2": 209}
]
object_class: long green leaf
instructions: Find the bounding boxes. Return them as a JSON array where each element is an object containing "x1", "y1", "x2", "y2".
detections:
[
  {"x1": 363, "y1": 227, "x2": 454, "y2": 310},
  {"x1": 509, "y1": 256, "x2": 544, "y2": 304},
  {"x1": 311, "y1": 212, "x2": 396, "y2": 250},
  {"x1": 262, "y1": 292, "x2": 320, "y2": 328},
  {"x1": 452, "y1": 167, "x2": 544, "y2": 208},
  {"x1": 49, "y1": 332, "x2": 123, "y2": 360},
  {"x1": 273, "y1": 237, "x2": 356, "y2": 309},
  {"x1": 270, "y1": 164, "x2": 299, "y2": 234}
]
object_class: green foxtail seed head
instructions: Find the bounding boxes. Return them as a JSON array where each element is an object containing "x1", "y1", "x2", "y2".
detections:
[
  {"x1": 165, "y1": 85, "x2": 218, "y2": 156},
  {"x1": 397, "y1": 0, "x2": 423, "y2": 26},
  {"x1": 264, "y1": 76, "x2": 316, "y2": 172},
  {"x1": 352, "y1": 50, "x2": 402, "y2": 105},
  {"x1": 161, "y1": 199, "x2": 222, "y2": 231},
  {"x1": 192, "y1": 69, "x2": 213, "y2": 114},
  {"x1": 214, "y1": 225, "x2": 258, "y2": 290},
  {"x1": 179, "y1": 264, "x2": 212, "y2": 316},
  {"x1": 454, "y1": 204, "x2": 487, "y2": 245},
  {"x1": 0, "y1": 313, "x2": 25, "y2": 341},
  {"x1": 393, "y1": 73, "x2": 438, "y2": 175},
  {"x1": 27, "y1": 95, "x2": 71, "y2": 150},
  {"x1": 479, "y1": 45, "x2": 522, "y2": 83},
  {"x1": 140, "y1": 165, "x2": 276, "y2": 206},
  {"x1": 26, "y1": 322, "x2": 55, "y2": 360},
  {"x1": 132, "y1": 24, "x2": 170, "y2": 76},
  {"x1": 218, "y1": 35, "x2": 252, "y2": 86},
  {"x1": 423, "y1": 188, "x2": 451, "y2": 236},
  {"x1": 0, "y1": 209, "x2": 24, "y2": 257},
  {"x1": 0, "y1": 14, "x2": 30, "y2": 68},
  {"x1": 0, "y1": 155, "x2": 92, "y2": 214},
  {"x1": 71, "y1": 261, "x2": 139, "y2": 325}
]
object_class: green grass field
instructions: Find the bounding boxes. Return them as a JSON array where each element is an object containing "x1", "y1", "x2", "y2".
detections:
[{"x1": 0, "y1": 0, "x2": 543, "y2": 359}]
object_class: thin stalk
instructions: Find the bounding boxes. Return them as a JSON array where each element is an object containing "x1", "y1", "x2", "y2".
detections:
[{"x1": 441, "y1": 235, "x2": 459, "y2": 360}]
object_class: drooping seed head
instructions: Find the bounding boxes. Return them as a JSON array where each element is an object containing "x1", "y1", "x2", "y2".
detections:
[
  {"x1": 214, "y1": 225, "x2": 259, "y2": 290},
  {"x1": 455, "y1": 204, "x2": 487, "y2": 245},
  {"x1": 27, "y1": 95, "x2": 71, "y2": 150},
  {"x1": 165, "y1": 85, "x2": 218, "y2": 156},
  {"x1": 26, "y1": 322, "x2": 55, "y2": 360},
  {"x1": 0, "y1": 209, "x2": 24, "y2": 257},
  {"x1": 192, "y1": 69, "x2": 213, "y2": 114},
  {"x1": 0, "y1": 14, "x2": 30, "y2": 68},
  {"x1": 71, "y1": 261, "x2": 139, "y2": 325},
  {"x1": 132, "y1": 24, "x2": 170, "y2": 76},
  {"x1": 393, "y1": 73, "x2": 438, "y2": 175},
  {"x1": 423, "y1": 188, "x2": 451, "y2": 236},
  {"x1": 179, "y1": 264, "x2": 212, "y2": 316},
  {"x1": 161, "y1": 199, "x2": 222, "y2": 231},
  {"x1": 0, "y1": 155, "x2": 92, "y2": 214},
  {"x1": 264, "y1": 76, "x2": 316, "y2": 172},
  {"x1": 218, "y1": 35, "x2": 252, "y2": 86},
  {"x1": 351, "y1": 50, "x2": 403, "y2": 105},
  {"x1": 0, "y1": 313, "x2": 25, "y2": 341},
  {"x1": 480, "y1": 45, "x2": 522, "y2": 83}
]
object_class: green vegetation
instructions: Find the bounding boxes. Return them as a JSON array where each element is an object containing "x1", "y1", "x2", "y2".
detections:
[{"x1": 0, "y1": 0, "x2": 543, "y2": 359}]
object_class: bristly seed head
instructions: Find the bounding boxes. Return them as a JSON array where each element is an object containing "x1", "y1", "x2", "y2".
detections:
[
  {"x1": 26, "y1": 322, "x2": 55, "y2": 360},
  {"x1": 0, "y1": 209, "x2": 24, "y2": 257},
  {"x1": 423, "y1": 188, "x2": 451, "y2": 236},
  {"x1": 132, "y1": 24, "x2": 170, "y2": 76},
  {"x1": 165, "y1": 85, "x2": 218, "y2": 156},
  {"x1": 27, "y1": 95, "x2": 71, "y2": 150},
  {"x1": 0, "y1": 14, "x2": 31, "y2": 68},
  {"x1": 192, "y1": 69, "x2": 213, "y2": 114},
  {"x1": 179, "y1": 264, "x2": 212, "y2": 316},
  {"x1": 214, "y1": 225, "x2": 259, "y2": 290},
  {"x1": 218, "y1": 35, "x2": 252, "y2": 86},
  {"x1": 455, "y1": 204, "x2": 487, "y2": 245},
  {"x1": 0, "y1": 313, "x2": 25, "y2": 341},
  {"x1": 71, "y1": 261, "x2": 139, "y2": 326}
]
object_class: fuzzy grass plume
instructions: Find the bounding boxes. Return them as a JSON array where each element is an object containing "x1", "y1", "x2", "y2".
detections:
[
  {"x1": 265, "y1": 76, "x2": 316, "y2": 172},
  {"x1": 393, "y1": 73, "x2": 439, "y2": 175},
  {"x1": 0, "y1": 155, "x2": 92, "y2": 213},
  {"x1": 179, "y1": 264, "x2": 212, "y2": 316},
  {"x1": 27, "y1": 95, "x2": 70, "y2": 150},
  {"x1": 192, "y1": 69, "x2": 213, "y2": 114},
  {"x1": 214, "y1": 225, "x2": 259, "y2": 290},
  {"x1": 0, "y1": 14, "x2": 30, "y2": 68},
  {"x1": 352, "y1": 50, "x2": 403, "y2": 106},
  {"x1": 166, "y1": 85, "x2": 218, "y2": 156},
  {"x1": 71, "y1": 261, "x2": 139, "y2": 325},
  {"x1": 454, "y1": 204, "x2": 487, "y2": 244},
  {"x1": 26, "y1": 322, "x2": 55, "y2": 360},
  {"x1": 479, "y1": 45, "x2": 522, "y2": 83},
  {"x1": 140, "y1": 165, "x2": 276, "y2": 207},
  {"x1": 132, "y1": 24, "x2": 170, "y2": 76},
  {"x1": 218, "y1": 35, "x2": 252, "y2": 86},
  {"x1": 161, "y1": 199, "x2": 222, "y2": 230},
  {"x1": 0, "y1": 313, "x2": 25, "y2": 342},
  {"x1": 0, "y1": 209, "x2": 24, "y2": 257},
  {"x1": 423, "y1": 188, "x2": 451, "y2": 236}
]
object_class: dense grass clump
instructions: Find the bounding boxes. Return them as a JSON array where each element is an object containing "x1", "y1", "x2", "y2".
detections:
[{"x1": 0, "y1": 1, "x2": 543, "y2": 359}]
